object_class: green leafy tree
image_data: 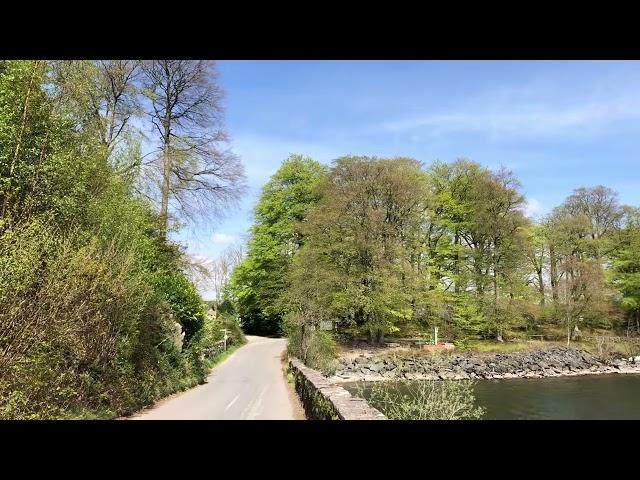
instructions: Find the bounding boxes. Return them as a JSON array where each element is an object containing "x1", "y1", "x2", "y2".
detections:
[
  {"x1": 226, "y1": 154, "x2": 326, "y2": 335},
  {"x1": 610, "y1": 207, "x2": 640, "y2": 335},
  {"x1": 286, "y1": 156, "x2": 429, "y2": 342}
]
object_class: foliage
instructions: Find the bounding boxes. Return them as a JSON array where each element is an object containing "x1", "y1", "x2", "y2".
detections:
[
  {"x1": 354, "y1": 379, "x2": 485, "y2": 420},
  {"x1": 0, "y1": 60, "x2": 234, "y2": 419},
  {"x1": 226, "y1": 154, "x2": 326, "y2": 335},
  {"x1": 283, "y1": 313, "x2": 337, "y2": 375},
  {"x1": 609, "y1": 207, "x2": 640, "y2": 334},
  {"x1": 231, "y1": 153, "x2": 638, "y2": 362}
]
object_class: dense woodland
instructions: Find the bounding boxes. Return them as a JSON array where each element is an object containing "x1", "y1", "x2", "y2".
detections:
[
  {"x1": 0, "y1": 60, "x2": 245, "y2": 419},
  {"x1": 226, "y1": 155, "x2": 640, "y2": 362}
]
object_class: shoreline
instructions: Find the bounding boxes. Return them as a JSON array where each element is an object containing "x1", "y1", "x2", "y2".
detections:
[
  {"x1": 328, "y1": 345, "x2": 640, "y2": 383},
  {"x1": 329, "y1": 365, "x2": 640, "y2": 383}
]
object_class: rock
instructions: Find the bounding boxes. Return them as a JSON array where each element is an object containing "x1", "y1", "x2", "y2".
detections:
[
  {"x1": 337, "y1": 345, "x2": 617, "y2": 382},
  {"x1": 369, "y1": 363, "x2": 384, "y2": 372}
]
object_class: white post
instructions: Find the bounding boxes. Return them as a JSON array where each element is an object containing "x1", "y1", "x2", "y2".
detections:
[
  {"x1": 223, "y1": 328, "x2": 227, "y2": 351},
  {"x1": 434, "y1": 327, "x2": 438, "y2": 346}
]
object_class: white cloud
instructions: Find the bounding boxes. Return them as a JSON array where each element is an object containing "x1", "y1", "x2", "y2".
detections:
[
  {"x1": 379, "y1": 77, "x2": 640, "y2": 141},
  {"x1": 523, "y1": 198, "x2": 546, "y2": 219},
  {"x1": 211, "y1": 232, "x2": 240, "y2": 246}
]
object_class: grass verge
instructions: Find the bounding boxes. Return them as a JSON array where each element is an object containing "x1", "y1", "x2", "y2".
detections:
[{"x1": 202, "y1": 343, "x2": 245, "y2": 373}]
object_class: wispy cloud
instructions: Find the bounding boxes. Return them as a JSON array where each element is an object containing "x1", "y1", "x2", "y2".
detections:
[{"x1": 379, "y1": 78, "x2": 640, "y2": 141}]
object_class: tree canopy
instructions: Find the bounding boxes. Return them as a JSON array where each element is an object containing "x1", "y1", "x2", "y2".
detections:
[{"x1": 228, "y1": 154, "x2": 639, "y2": 345}]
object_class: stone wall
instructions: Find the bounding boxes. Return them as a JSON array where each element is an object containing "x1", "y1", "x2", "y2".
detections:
[{"x1": 288, "y1": 358, "x2": 386, "y2": 420}]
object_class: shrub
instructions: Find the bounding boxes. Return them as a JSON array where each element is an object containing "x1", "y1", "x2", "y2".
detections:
[
  {"x1": 283, "y1": 314, "x2": 337, "y2": 375},
  {"x1": 0, "y1": 213, "x2": 213, "y2": 418},
  {"x1": 454, "y1": 338, "x2": 471, "y2": 351},
  {"x1": 153, "y1": 270, "x2": 206, "y2": 346},
  {"x1": 220, "y1": 313, "x2": 247, "y2": 346},
  {"x1": 354, "y1": 379, "x2": 485, "y2": 420}
]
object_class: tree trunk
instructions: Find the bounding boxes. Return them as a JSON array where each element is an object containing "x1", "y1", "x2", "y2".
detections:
[
  {"x1": 1, "y1": 60, "x2": 40, "y2": 220},
  {"x1": 549, "y1": 244, "x2": 559, "y2": 305},
  {"x1": 537, "y1": 267, "x2": 545, "y2": 306},
  {"x1": 159, "y1": 122, "x2": 171, "y2": 235},
  {"x1": 566, "y1": 314, "x2": 571, "y2": 346},
  {"x1": 493, "y1": 264, "x2": 500, "y2": 341},
  {"x1": 454, "y1": 231, "x2": 460, "y2": 294}
]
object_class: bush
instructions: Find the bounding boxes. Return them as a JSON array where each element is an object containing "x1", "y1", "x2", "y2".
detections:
[
  {"x1": 196, "y1": 312, "x2": 247, "y2": 363},
  {"x1": 0, "y1": 213, "x2": 214, "y2": 418},
  {"x1": 454, "y1": 338, "x2": 471, "y2": 351},
  {"x1": 153, "y1": 270, "x2": 206, "y2": 346},
  {"x1": 283, "y1": 314, "x2": 337, "y2": 375},
  {"x1": 220, "y1": 313, "x2": 247, "y2": 346},
  {"x1": 354, "y1": 379, "x2": 485, "y2": 420}
]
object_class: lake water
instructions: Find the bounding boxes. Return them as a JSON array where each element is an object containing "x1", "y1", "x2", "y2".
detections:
[{"x1": 344, "y1": 374, "x2": 640, "y2": 420}]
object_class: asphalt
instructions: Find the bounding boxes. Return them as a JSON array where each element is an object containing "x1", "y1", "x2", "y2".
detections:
[{"x1": 129, "y1": 336, "x2": 299, "y2": 420}]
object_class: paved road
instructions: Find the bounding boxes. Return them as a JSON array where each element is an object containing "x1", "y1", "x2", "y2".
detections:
[{"x1": 130, "y1": 336, "x2": 299, "y2": 420}]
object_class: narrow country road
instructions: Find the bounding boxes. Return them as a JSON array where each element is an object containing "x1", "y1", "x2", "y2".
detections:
[{"x1": 129, "y1": 336, "x2": 301, "y2": 420}]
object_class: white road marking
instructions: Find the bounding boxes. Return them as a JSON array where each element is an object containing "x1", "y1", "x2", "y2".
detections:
[
  {"x1": 225, "y1": 394, "x2": 240, "y2": 410},
  {"x1": 246, "y1": 386, "x2": 269, "y2": 420}
]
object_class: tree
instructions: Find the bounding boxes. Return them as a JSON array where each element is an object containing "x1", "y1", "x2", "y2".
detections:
[
  {"x1": 50, "y1": 60, "x2": 142, "y2": 158},
  {"x1": 548, "y1": 200, "x2": 614, "y2": 341},
  {"x1": 140, "y1": 60, "x2": 245, "y2": 234},
  {"x1": 207, "y1": 243, "x2": 244, "y2": 309},
  {"x1": 610, "y1": 206, "x2": 640, "y2": 335},
  {"x1": 226, "y1": 154, "x2": 326, "y2": 335},
  {"x1": 286, "y1": 156, "x2": 429, "y2": 342},
  {"x1": 525, "y1": 223, "x2": 547, "y2": 306},
  {"x1": 424, "y1": 160, "x2": 530, "y2": 340},
  {"x1": 559, "y1": 185, "x2": 623, "y2": 259},
  {"x1": 0, "y1": 60, "x2": 50, "y2": 224}
]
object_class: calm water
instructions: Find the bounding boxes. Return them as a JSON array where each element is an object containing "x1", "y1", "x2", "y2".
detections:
[{"x1": 345, "y1": 374, "x2": 640, "y2": 420}]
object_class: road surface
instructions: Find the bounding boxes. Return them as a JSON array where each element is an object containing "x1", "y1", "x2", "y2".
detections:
[{"x1": 129, "y1": 336, "x2": 301, "y2": 420}]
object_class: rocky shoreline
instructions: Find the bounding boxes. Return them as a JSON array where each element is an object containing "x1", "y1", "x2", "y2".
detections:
[{"x1": 329, "y1": 346, "x2": 640, "y2": 383}]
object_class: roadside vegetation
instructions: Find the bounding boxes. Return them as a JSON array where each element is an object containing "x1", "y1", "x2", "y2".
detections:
[
  {"x1": 0, "y1": 60, "x2": 245, "y2": 419},
  {"x1": 353, "y1": 379, "x2": 485, "y2": 420}
]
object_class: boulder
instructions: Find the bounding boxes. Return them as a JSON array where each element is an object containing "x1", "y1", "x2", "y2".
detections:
[{"x1": 369, "y1": 363, "x2": 384, "y2": 372}]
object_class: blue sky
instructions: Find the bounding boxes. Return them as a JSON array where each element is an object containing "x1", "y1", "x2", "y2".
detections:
[{"x1": 177, "y1": 60, "x2": 640, "y2": 299}]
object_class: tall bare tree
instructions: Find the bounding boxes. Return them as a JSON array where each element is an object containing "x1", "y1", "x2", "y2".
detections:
[
  {"x1": 210, "y1": 243, "x2": 245, "y2": 307},
  {"x1": 140, "y1": 60, "x2": 245, "y2": 235}
]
